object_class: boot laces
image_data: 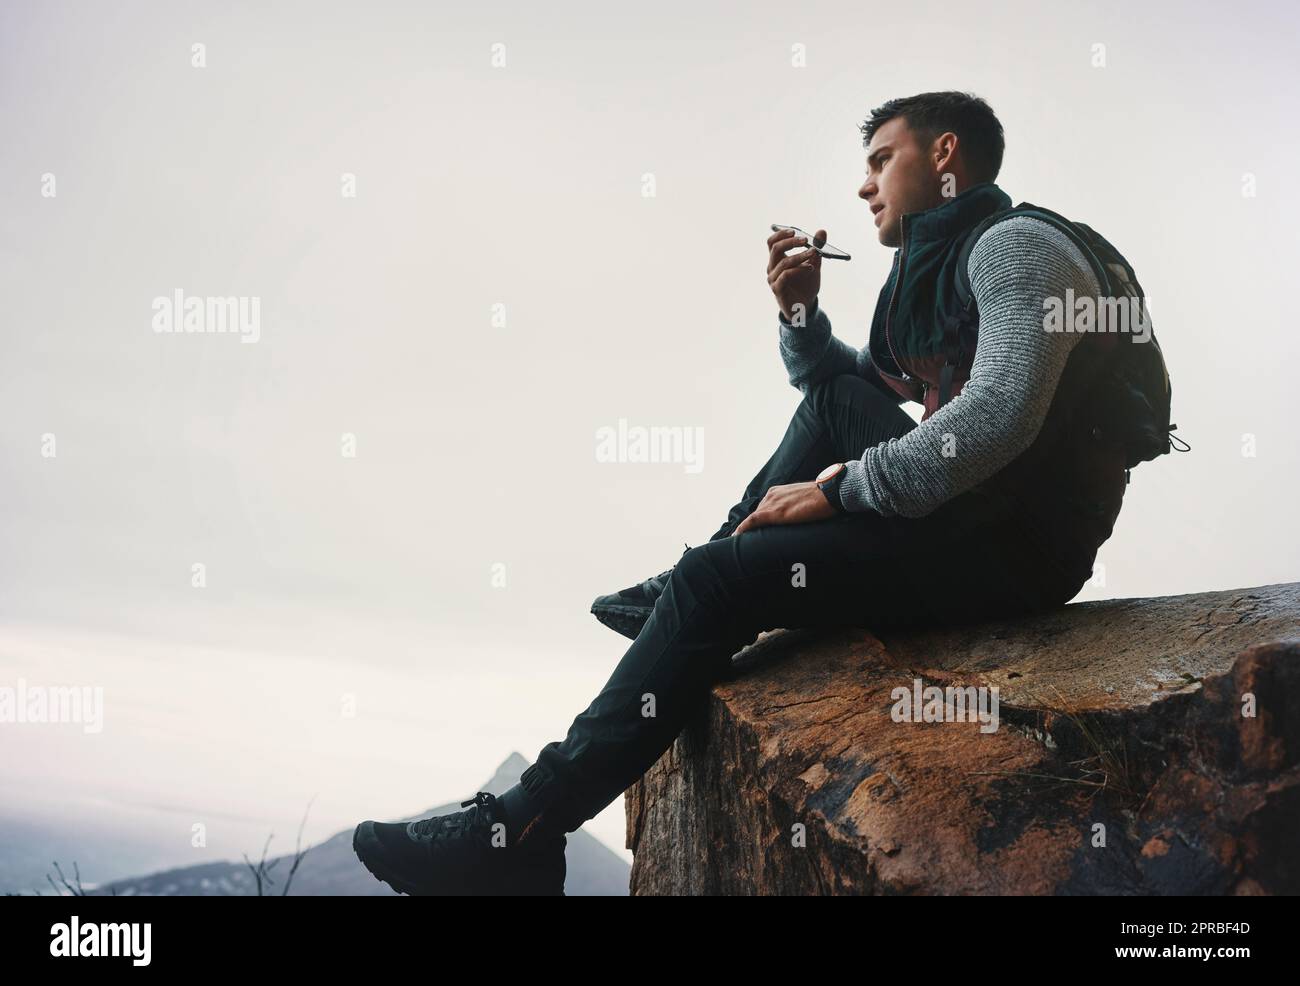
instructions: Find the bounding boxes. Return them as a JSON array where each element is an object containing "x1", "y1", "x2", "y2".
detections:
[{"x1": 410, "y1": 790, "x2": 499, "y2": 841}]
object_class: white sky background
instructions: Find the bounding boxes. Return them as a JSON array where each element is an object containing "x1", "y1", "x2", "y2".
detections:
[{"x1": 1, "y1": 0, "x2": 1298, "y2": 881}]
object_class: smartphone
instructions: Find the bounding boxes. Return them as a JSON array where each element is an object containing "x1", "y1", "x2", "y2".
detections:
[{"x1": 770, "y1": 224, "x2": 851, "y2": 261}]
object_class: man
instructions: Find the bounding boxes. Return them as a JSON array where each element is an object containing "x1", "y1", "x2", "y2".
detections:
[{"x1": 353, "y1": 91, "x2": 1128, "y2": 895}]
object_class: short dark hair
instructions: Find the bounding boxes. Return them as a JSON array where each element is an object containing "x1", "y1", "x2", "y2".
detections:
[{"x1": 859, "y1": 91, "x2": 1005, "y2": 184}]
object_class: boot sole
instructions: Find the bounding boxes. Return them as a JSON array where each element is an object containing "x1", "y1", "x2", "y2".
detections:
[{"x1": 590, "y1": 603, "x2": 652, "y2": 640}]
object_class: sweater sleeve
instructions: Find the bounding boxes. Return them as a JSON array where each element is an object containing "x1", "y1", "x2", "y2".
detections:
[
  {"x1": 835, "y1": 215, "x2": 1102, "y2": 517},
  {"x1": 777, "y1": 298, "x2": 906, "y2": 402}
]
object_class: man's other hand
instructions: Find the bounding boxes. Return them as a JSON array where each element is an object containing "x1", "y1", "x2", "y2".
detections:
[{"x1": 731, "y1": 481, "x2": 837, "y2": 535}]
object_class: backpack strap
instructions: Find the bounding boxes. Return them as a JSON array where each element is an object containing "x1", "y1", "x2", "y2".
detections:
[{"x1": 936, "y1": 209, "x2": 1012, "y2": 409}]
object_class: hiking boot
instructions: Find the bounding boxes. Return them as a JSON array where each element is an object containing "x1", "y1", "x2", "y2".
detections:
[
  {"x1": 352, "y1": 790, "x2": 566, "y2": 896},
  {"x1": 590, "y1": 543, "x2": 691, "y2": 639}
]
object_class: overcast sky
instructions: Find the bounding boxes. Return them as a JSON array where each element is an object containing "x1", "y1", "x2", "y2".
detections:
[{"x1": 2, "y1": 0, "x2": 1297, "y2": 881}]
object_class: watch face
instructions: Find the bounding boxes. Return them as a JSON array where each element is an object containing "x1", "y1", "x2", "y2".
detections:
[{"x1": 816, "y1": 462, "x2": 844, "y2": 483}]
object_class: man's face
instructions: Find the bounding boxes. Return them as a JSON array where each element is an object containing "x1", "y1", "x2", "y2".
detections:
[{"x1": 858, "y1": 116, "x2": 948, "y2": 248}]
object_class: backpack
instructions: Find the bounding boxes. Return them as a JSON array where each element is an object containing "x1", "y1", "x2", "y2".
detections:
[{"x1": 948, "y1": 203, "x2": 1191, "y2": 472}]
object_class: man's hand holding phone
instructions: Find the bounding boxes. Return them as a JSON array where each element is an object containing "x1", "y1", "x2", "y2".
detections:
[{"x1": 767, "y1": 226, "x2": 829, "y2": 325}]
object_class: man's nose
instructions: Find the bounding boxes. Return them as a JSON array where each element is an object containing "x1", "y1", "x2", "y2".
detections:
[{"x1": 858, "y1": 179, "x2": 874, "y2": 200}]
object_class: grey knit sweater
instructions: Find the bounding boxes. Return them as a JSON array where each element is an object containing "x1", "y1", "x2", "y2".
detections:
[{"x1": 777, "y1": 215, "x2": 1102, "y2": 517}]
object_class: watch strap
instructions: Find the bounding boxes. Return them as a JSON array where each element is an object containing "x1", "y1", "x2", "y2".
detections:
[{"x1": 816, "y1": 464, "x2": 849, "y2": 514}]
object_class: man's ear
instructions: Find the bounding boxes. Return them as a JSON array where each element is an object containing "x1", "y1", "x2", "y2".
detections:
[{"x1": 932, "y1": 131, "x2": 960, "y2": 174}]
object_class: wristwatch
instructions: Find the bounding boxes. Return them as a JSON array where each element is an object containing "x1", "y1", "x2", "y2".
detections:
[{"x1": 815, "y1": 461, "x2": 849, "y2": 514}]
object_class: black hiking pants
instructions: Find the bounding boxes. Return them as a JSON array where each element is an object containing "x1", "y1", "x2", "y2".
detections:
[{"x1": 519, "y1": 373, "x2": 1093, "y2": 832}]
